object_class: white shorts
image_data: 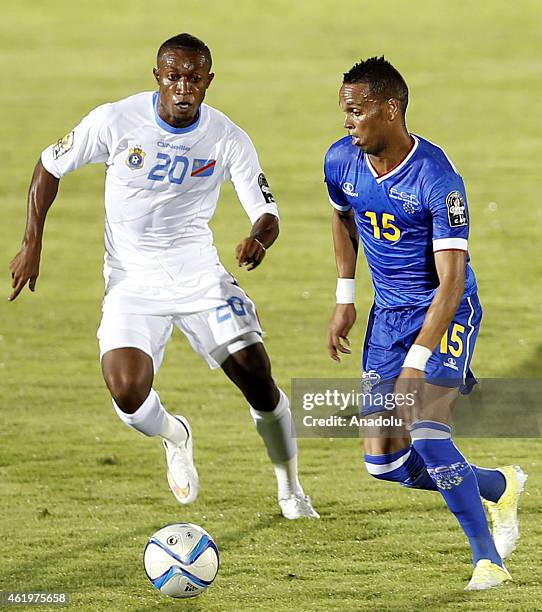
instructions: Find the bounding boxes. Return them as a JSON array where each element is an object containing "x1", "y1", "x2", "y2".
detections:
[{"x1": 97, "y1": 265, "x2": 263, "y2": 371}]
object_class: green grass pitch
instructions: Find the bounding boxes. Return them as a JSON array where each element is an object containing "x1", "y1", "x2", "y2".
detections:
[{"x1": 1, "y1": 1, "x2": 541, "y2": 610}]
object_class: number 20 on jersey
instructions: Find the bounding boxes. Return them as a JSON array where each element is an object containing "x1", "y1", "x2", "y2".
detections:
[{"x1": 148, "y1": 153, "x2": 189, "y2": 184}]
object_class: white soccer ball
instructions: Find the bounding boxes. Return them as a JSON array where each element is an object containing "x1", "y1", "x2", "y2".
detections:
[{"x1": 143, "y1": 523, "x2": 219, "y2": 598}]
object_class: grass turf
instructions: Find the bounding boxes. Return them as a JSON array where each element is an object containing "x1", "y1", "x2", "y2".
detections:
[{"x1": 1, "y1": 1, "x2": 541, "y2": 610}]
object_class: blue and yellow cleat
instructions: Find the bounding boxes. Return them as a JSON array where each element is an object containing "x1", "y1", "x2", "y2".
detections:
[
  {"x1": 483, "y1": 465, "x2": 528, "y2": 559},
  {"x1": 465, "y1": 559, "x2": 512, "y2": 591}
]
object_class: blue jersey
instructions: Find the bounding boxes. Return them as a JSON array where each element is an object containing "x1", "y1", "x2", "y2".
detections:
[{"x1": 324, "y1": 135, "x2": 477, "y2": 308}]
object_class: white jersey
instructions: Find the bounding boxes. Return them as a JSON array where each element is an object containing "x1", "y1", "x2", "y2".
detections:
[{"x1": 41, "y1": 92, "x2": 279, "y2": 284}]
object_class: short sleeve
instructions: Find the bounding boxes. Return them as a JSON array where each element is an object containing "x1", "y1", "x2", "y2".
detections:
[
  {"x1": 324, "y1": 148, "x2": 351, "y2": 212},
  {"x1": 226, "y1": 126, "x2": 279, "y2": 225},
  {"x1": 41, "y1": 104, "x2": 112, "y2": 179},
  {"x1": 428, "y1": 173, "x2": 469, "y2": 252}
]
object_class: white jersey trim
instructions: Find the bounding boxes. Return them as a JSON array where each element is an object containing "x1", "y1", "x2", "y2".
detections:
[
  {"x1": 433, "y1": 237, "x2": 468, "y2": 252},
  {"x1": 463, "y1": 297, "x2": 476, "y2": 381},
  {"x1": 329, "y1": 196, "x2": 351, "y2": 212},
  {"x1": 366, "y1": 135, "x2": 419, "y2": 184},
  {"x1": 365, "y1": 450, "x2": 412, "y2": 475}
]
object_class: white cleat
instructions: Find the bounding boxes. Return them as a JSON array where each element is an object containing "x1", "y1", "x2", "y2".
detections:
[
  {"x1": 279, "y1": 493, "x2": 320, "y2": 520},
  {"x1": 483, "y1": 465, "x2": 528, "y2": 559},
  {"x1": 163, "y1": 416, "x2": 199, "y2": 505},
  {"x1": 465, "y1": 559, "x2": 512, "y2": 591}
]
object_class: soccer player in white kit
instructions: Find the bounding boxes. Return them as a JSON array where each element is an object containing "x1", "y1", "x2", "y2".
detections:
[{"x1": 9, "y1": 33, "x2": 318, "y2": 520}]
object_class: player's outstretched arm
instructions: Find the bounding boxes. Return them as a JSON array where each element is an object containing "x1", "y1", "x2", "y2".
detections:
[
  {"x1": 327, "y1": 208, "x2": 358, "y2": 362},
  {"x1": 9, "y1": 160, "x2": 60, "y2": 301},
  {"x1": 235, "y1": 213, "x2": 279, "y2": 271}
]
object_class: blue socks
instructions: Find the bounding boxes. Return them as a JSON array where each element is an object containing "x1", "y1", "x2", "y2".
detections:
[
  {"x1": 410, "y1": 421, "x2": 502, "y2": 566},
  {"x1": 364, "y1": 421, "x2": 505, "y2": 566},
  {"x1": 364, "y1": 451, "x2": 506, "y2": 501},
  {"x1": 470, "y1": 466, "x2": 506, "y2": 503},
  {"x1": 364, "y1": 446, "x2": 437, "y2": 490}
]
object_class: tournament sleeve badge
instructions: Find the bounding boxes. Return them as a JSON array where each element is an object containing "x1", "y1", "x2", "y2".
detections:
[
  {"x1": 446, "y1": 190, "x2": 468, "y2": 227},
  {"x1": 257, "y1": 173, "x2": 276, "y2": 203},
  {"x1": 52, "y1": 131, "x2": 74, "y2": 159},
  {"x1": 125, "y1": 145, "x2": 146, "y2": 170}
]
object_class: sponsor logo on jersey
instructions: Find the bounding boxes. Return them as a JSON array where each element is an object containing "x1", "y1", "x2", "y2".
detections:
[
  {"x1": 157, "y1": 140, "x2": 190, "y2": 152},
  {"x1": 342, "y1": 182, "x2": 359, "y2": 197},
  {"x1": 191, "y1": 158, "x2": 216, "y2": 177},
  {"x1": 125, "y1": 146, "x2": 146, "y2": 170},
  {"x1": 52, "y1": 131, "x2": 74, "y2": 159},
  {"x1": 258, "y1": 173, "x2": 276, "y2": 203},
  {"x1": 389, "y1": 186, "x2": 421, "y2": 214},
  {"x1": 443, "y1": 357, "x2": 459, "y2": 371},
  {"x1": 446, "y1": 191, "x2": 468, "y2": 227}
]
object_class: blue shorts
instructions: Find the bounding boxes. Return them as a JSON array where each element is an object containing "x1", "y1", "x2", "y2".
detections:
[{"x1": 361, "y1": 294, "x2": 482, "y2": 415}]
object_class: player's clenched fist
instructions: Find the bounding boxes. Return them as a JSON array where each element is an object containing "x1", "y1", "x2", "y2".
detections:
[
  {"x1": 235, "y1": 237, "x2": 266, "y2": 271},
  {"x1": 8, "y1": 245, "x2": 41, "y2": 301},
  {"x1": 327, "y1": 303, "x2": 356, "y2": 362}
]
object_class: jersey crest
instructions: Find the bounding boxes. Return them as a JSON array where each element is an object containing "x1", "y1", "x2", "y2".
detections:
[{"x1": 126, "y1": 145, "x2": 146, "y2": 170}]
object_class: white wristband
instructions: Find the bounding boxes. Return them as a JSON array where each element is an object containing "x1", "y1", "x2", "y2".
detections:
[
  {"x1": 336, "y1": 278, "x2": 356, "y2": 304},
  {"x1": 402, "y1": 344, "x2": 432, "y2": 372}
]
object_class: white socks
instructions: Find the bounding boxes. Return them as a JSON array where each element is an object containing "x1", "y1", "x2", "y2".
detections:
[
  {"x1": 250, "y1": 389, "x2": 303, "y2": 499},
  {"x1": 113, "y1": 389, "x2": 188, "y2": 446},
  {"x1": 273, "y1": 456, "x2": 303, "y2": 499},
  {"x1": 114, "y1": 386, "x2": 303, "y2": 499}
]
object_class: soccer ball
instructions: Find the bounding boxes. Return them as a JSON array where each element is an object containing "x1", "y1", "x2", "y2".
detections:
[{"x1": 143, "y1": 523, "x2": 219, "y2": 598}]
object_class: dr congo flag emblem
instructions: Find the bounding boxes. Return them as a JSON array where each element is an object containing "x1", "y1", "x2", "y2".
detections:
[{"x1": 191, "y1": 159, "x2": 216, "y2": 177}]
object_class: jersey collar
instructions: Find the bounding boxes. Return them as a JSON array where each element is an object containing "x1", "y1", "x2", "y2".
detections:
[
  {"x1": 152, "y1": 91, "x2": 202, "y2": 134},
  {"x1": 365, "y1": 134, "x2": 419, "y2": 184}
]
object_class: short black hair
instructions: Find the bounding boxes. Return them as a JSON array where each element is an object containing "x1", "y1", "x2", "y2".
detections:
[
  {"x1": 343, "y1": 56, "x2": 408, "y2": 113},
  {"x1": 157, "y1": 33, "x2": 212, "y2": 69}
]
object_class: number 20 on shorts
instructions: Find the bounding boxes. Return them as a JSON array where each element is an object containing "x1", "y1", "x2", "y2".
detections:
[{"x1": 440, "y1": 323, "x2": 465, "y2": 357}]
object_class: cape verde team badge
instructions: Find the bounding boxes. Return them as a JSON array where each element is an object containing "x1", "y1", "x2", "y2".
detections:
[{"x1": 125, "y1": 145, "x2": 146, "y2": 170}]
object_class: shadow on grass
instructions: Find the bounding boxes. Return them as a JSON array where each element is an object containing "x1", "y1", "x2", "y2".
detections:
[
  {"x1": 0, "y1": 514, "x2": 279, "y2": 605},
  {"x1": 404, "y1": 586, "x2": 510, "y2": 611}
]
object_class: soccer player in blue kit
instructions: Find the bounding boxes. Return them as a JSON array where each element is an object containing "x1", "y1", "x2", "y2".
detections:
[{"x1": 325, "y1": 57, "x2": 526, "y2": 590}]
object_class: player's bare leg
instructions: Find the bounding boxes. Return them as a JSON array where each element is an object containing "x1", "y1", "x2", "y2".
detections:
[
  {"x1": 220, "y1": 342, "x2": 319, "y2": 519},
  {"x1": 101, "y1": 347, "x2": 199, "y2": 504}
]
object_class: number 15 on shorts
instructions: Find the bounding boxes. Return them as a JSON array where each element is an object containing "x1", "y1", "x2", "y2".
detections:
[{"x1": 439, "y1": 323, "x2": 465, "y2": 357}]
